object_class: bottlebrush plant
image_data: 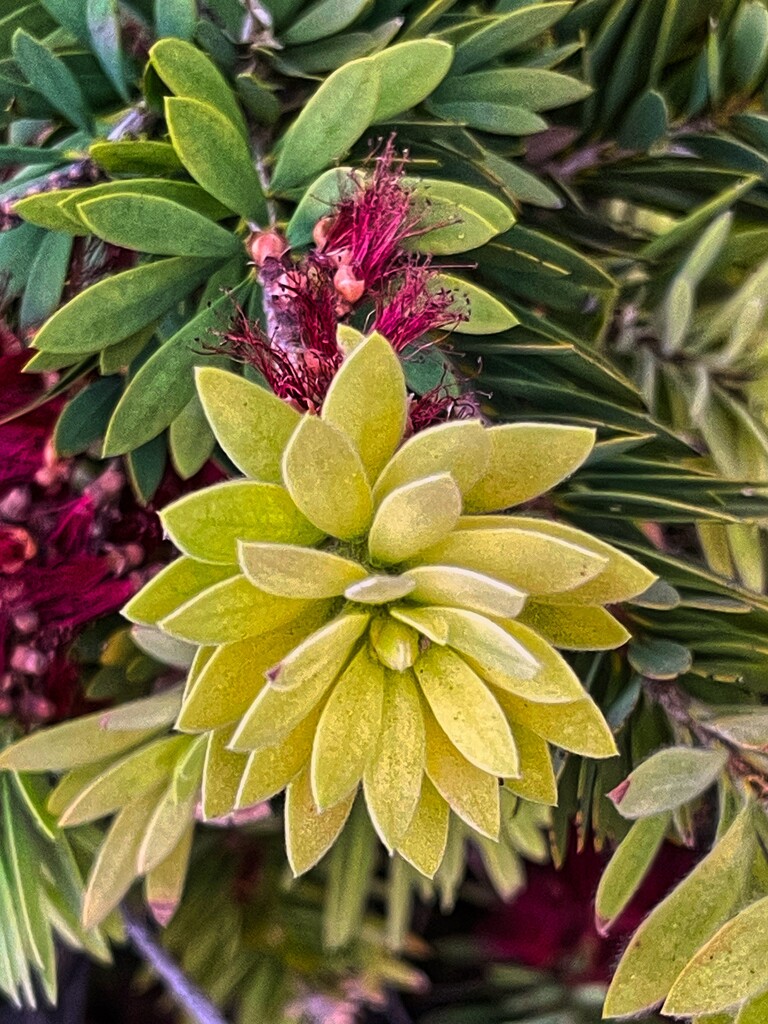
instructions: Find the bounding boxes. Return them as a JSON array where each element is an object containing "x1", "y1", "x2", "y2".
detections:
[{"x1": 2, "y1": 2, "x2": 768, "y2": 1024}]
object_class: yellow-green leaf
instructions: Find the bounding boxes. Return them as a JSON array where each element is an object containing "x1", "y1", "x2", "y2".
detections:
[
  {"x1": 610, "y1": 747, "x2": 728, "y2": 819},
  {"x1": 160, "y1": 480, "x2": 323, "y2": 565},
  {"x1": 368, "y1": 473, "x2": 462, "y2": 564},
  {"x1": 464, "y1": 424, "x2": 595, "y2": 513},
  {"x1": 58, "y1": 736, "x2": 192, "y2": 826},
  {"x1": 160, "y1": 576, "x2": 310, "y2": 644},
  {"x1": 311, "y1": 645, "x2": 385, "y2": 809},
  {"x1": 236, "y1": 711, "x2": 319, "y2": 806},
  {"x1": 195, "y1": 367, "x2": 300, "y2": 482},
  {"x1": 321, "y1": 332, "x2": 407, "y2": 481},
  {"x1": 123, "y1": 557, "x2": 236, "y2": 625},
  {"x1": 363, "y1": 671, "x2": 425, "y2": 849},
  {"x1": 497, "y1": 692, "x2": 618, "y2": 758},
  {"x1": 201, "y1": 727, "x2": 248, "y2": 820},
  {"x1": 406, "y1": 565, "x2": 526, "y2": 619},
  {"x1": 149, "y1": 38, "x2": 246, "y2": 134},
  {"x1": 285, "y1": 768, "x2": 355, "y2": 875},
  {"x1": 396, "y1": 778, "x2": 450, "y2": 878},
  {"x1": 392, "y1": 606, "x2": 538, "y2": 685},
  {"x1": 595, "y1": 813, "x2": 670, "y2": 932},
  {"x1": 267, "y1": 612, "x2": 369, "y2": 691},
  {"x1": 478, "y1": 517, "x2": 656, "y2": 605},
  {"x1": 82, "y1": 789, "x2": 160, "y2": 928},
  {"x1": 432, "y1": 274, "x2": 518, "y2": 334},
  {"x1": 604, "y1": 808, "x2": 757, "y2": 1018},
  {"x1": 420, "y1": 527, "x2": 607, "y2": 595},
  {"x1": 504, "y1": 721, "x2": 557, "y2": 805},
  {"x1": 373, "y1": 419, "x2": 491, "y2": 501},
  {"x1": 414, "y1": 646, "x2": 518, "y2": 777},
  {"x1": 345, "y1": 574, "x2": 416, "y2": 604},
  {"x1": 239, "y1": 542, "x2": 366, "y2": 598},
  {"x1": 282, "y1": 415, "x2": 373, "y2": 540},
  {"x1": 491, "y1": 618, "x2": 587, "y2": 703},
  {"x1": 424, "y1": 709, "x2": 500, "y2": 838},
  {"x1": 519, "y1": 602, "x2": 630, "y2": 650}
]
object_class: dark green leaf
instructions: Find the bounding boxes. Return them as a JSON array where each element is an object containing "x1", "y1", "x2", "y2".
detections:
[
  {"x1": 32, "y1": 257, "x2": 217, "y2": 355},
  {"x1": 165, "y1": 97, "x2": 266, "y2": 221},
  {"x1": 86, "y1": 0, "x2": 129, "y2": 101},
  {"x1": 77, "y1": 193, "x2": 239, "y2": 257},
  {"x1": 11, "y1": 30, "x2": 93, "y2": 132},
  {"x1": 18, "y1": 230, "x2": 72, "y2": 331},
  {"x1": 54, "y1": 376, "x2": 122, "y2": 456}
]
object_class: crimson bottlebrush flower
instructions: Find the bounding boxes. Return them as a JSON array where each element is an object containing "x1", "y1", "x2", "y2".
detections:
[{"x1": 229, "y1": 143, "x2": 469, "y2": 427}]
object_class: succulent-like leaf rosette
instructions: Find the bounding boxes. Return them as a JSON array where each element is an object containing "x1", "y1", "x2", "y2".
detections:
[{"x1": 123, "y1": 333, "x2": 655, "y2": 877}]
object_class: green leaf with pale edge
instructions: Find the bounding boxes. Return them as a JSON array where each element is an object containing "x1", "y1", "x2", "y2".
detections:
[
  {"x1": 145, "y1": 825, "x2": 192, "y2": 927},
  {"x1": 282, "y1": 415, "x2": 373, "y2": 540},
  {"x1": 266, "y1": 612, "x2": 369, "y2": 692},
  {"x1": 271, "y1": 57, "x2": 380, "y2": 192},
  {"x1": 58, "y1": 736, "x2": 191, "y2": 826},
  {"x1": 466, "y1": 517, "x2": 656, "y2": 605},
  {"x1": 123, "y1": 558, "x2": 236, "y2": 625},
  {"x1": 432, "y1": 274, "x2": 518, "y2": 334},
  {"x1": 464, "y1": 423, "x2": 595, "y2": 513},
  {"x1": 609, "y1": 747, "x2": 727, "y2": 819},
  {"x1": 604, "y1": 808, "x2": 757, "y2": 1017},
  {"x1": 149, "y1": 38, "x2": 246, "y2": 133},
  {"x1": 239, "y1": 542, "x2": 365, "y2": 597},
  {"x1": 393, "y1": 605, "x2": 538, "y2": 685},
  {"x1": 345, "y1": 574, "x2": 416, "y2": 604},
  {"x1": 373, "y1": 419, "x2": 491, "y2": 500},
  {"x1": 505, "y1": 721, "x2": 557, "y2": 805},
  {"x1": 165, "y1": 97, "x2": 266, "y2": 221},
  {"x1": 236, "y1": 711, "x2": 319, "y2": 806},
  {"x1": 77, "y1": 194, "x2": 239, "y2": 257},
  {"x1": 103, "y1": 280, "x2": 250, "y2": 456},
  {"x1": 0, "y1": 699, "x2": 166, "y2": 772},
  {"x1": 321, "y1": 333, "x2": 407, "y2": 481},
  {"x1": 418, "y1": 527, "x2": 607, "y2": 595},
  {"x1": 424, "y1": 709, "x2": 500, "y2": 838},
  {"x1": 595, "y1": 813, "x2": 670, "y2": 931},
  {"x1": 82, "y1": 789, "x2": 159, "y2": 928},
  {"x1": 369, "y1": 474, "x2": 462, "y2": 564},
  {"x1": 202, "y1": 727, "x2": 248, "y2": 820},
  {"x1": 369, "y1": 39, "x2": 454, "y2": 121},
  {"x1": 492, "y1": 617, "x2": 587, "y2": 703},
  {"x1": 406, "y1": 565, "x2": 526, "y2": 619},
  {"x1": 363, "y1": 671, "x2": 425, "y2": 849},
  {"x1": 177, "y1": 635, "x2": 278, "y2": 732},
  {"x1": 311, "y1": 645, "x2": 385, "y2": 808},
  {"x1": 160, "y1": 480, "x2": 323, "y2": 564},
  {"x1": 518, "y1": 602, "x2": 630, "y2": 650},
  {"x1": 285, "y1": 768, "x2": 355, "y2": 875},
  {"x1": 496, "y1": 691, "x2": 618, "y2": 758},
  {"x1": 195, "y1": 367, "x2": 300, "y2": 482},
  {"x1": 283, "y1": 0, "x2": 370, "y2": 44},
  {"x1": 160, "y1": 576, "x2": 311, "y2": 644},
  {"x1": 414, "y1": 646, "x2": 518, "y2": 777},
  {"x1": 452, "y1": 2, "x2": 574, "y2": 74},
  {"x1": 396, "y1": 779, "x2": 450, "y2": 878},
  {"x1": 405, "y1": 178, "x2": 515, "y2": 255},
  {"x1": 137, "y1": 740, "x2": 204, "y2": 872},
  {"x1": 31, "y1": 257, "x2": 215, "y2": 355}
]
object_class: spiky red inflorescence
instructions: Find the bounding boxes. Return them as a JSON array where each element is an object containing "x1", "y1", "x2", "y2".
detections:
[
  {"x1": 314, "y1": 139, "x2": 423, "y2": 295},
  {"x1": 372, "y1": 260, "x2": 469, "y2": 353},
  {"x1": 230, "y1": 139, "x2": 473, "y2": 427}
]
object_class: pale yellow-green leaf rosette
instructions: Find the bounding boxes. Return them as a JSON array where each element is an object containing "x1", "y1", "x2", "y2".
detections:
[{"x1": 116, "y1": 332, "x2": 655, "y2": 877}]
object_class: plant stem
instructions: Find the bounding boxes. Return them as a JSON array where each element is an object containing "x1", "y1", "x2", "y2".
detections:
[{"x1": 122, "y1": 908, "x2": 230, "y2": 1024}]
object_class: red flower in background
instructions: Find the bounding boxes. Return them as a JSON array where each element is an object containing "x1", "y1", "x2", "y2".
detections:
[
  {"x1": 479, "y1": 836, "x2": 696, "y2": 984},
  {"x1": 0, "y1": 326, "x2": 163, "y2": 725}
]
